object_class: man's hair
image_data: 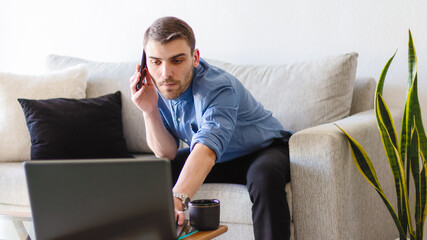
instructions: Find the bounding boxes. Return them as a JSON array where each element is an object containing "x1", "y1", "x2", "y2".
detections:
[{"x1": 143, "y1": 16, "x2": 196, "y2": 53}]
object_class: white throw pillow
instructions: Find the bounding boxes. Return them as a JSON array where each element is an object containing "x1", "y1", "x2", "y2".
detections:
[
  {"x1": 0, "y1": 65, "x2": 87, "y2": 162},
  {"x1": 45, "y1": 55, "x2": 150, "y2": 153},
  {"x1": 206, "y1": 53, "x2": 358, "y2": 132}
]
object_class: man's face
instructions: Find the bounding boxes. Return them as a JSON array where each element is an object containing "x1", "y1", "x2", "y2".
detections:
[{"x1": 145, "y1": 38, "x2": 199, "y2": 100}]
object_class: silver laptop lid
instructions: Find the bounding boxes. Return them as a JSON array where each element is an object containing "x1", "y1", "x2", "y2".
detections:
[{"x1": 24, "y1": 158, "x2": 176, "y2": 240}]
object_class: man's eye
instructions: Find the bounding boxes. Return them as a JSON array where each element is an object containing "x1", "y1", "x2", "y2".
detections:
[
  {"x1": 152, "y1": 60, "x2": 161, "y2": 65},
  {"x1": 173, "y1": 59, "x2": 183, "y2": 64}
]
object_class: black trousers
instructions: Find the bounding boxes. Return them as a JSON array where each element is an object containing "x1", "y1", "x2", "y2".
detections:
[{"x1": 170, "y1": 139, "x2": 291, "y2": 240}]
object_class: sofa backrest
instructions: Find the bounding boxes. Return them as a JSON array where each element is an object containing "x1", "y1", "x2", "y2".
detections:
[
  {"x1": 46, "y1": 53, "x2": 370, "y2": 154},
  {"x1": 205, "y1": 53, "x2": 358, "y2": 132},
  {"x1": 349, "y1": 77, "x2": 376, "y2": 115}
]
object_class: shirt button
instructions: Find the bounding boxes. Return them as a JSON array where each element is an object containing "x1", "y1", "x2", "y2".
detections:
[
  {"x1": 185, "y1": 139, "x2": 188, "y2": 142},
  {"x1": 177, "y1": 118, "x2": 181, "y2": 122}
]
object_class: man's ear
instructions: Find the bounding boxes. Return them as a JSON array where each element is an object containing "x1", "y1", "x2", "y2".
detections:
[{"x1": 193, "y1": 49, "x2": 200, "y2": 68}]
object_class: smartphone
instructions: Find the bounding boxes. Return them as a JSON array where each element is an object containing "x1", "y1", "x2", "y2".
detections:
[{"x1": 136, "y1": 50, "x2": 147, "y2": 91}]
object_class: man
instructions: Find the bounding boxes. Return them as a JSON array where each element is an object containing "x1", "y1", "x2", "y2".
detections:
[{"x1": 130, "y1": 16, "x2": 292, "y2": 240}]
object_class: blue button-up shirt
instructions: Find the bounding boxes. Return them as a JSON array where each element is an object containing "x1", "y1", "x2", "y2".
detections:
[{"x1": 158, "y1": 59, "x2": 292, "y2": 163}]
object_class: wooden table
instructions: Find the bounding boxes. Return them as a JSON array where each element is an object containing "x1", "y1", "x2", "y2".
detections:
[{"x1": 181, "y1": 225, "x2": 228, "y2": 240}]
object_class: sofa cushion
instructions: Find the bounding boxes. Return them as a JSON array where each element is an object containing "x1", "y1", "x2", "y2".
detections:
[
  {"x1": 46, "y1": 55, "x2": 151, "y2": 153},
  {"x1": 0, "y1": 65, "x2": 87, "y2": 162},
  {"x1": 0, "y1": 162, "x2": 29, "y2": 206},
  {"x1": 206, "y1": 53, "x2": 358, "y2": 132},
  {"x1": 18, "y1": 92, "x2": 131, "y2": 160}
]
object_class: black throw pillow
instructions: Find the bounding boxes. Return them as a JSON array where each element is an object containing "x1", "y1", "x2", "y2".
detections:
[{"x1": 18, "y1": 91, "x2": 132, "y2": 160}]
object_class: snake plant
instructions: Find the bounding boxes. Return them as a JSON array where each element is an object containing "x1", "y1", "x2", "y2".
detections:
[{"x1": 336, "y1": 30, "x2": 427, "y2": 240}]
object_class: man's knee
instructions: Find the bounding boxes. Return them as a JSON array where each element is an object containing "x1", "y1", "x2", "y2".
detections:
[
  {"x1": 247, "y1": 161, "x2": 286, "y2": 193},
  {"x1": 246, "y1": 148, "x2": 290, "y2": 192}
]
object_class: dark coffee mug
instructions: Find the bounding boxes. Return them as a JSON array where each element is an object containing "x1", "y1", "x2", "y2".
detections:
[{"x1": 189, "y1": 199, "x2": 220, "y2": 231}]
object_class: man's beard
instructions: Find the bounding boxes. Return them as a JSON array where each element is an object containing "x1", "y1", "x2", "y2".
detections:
[
  {"x1": 158, "y1": 79, "x2": 182, "y2": 100},
  {"x1": 152, "y1": 69, "x2": 193, "y2": 100}
]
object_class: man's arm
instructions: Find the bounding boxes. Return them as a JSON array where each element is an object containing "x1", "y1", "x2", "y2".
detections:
[
  {"x1": 173, "y1": 143, "x2": 216, "y2": 225},
  {"x1": 130, "y1": 65, "x2": 177, "y2": 159},
  {"x1": 143, "y1": 110, "x2": 178, "y2": 160}
]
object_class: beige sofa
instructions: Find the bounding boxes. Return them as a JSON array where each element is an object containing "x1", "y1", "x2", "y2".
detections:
[{"x1": 0, "y1": 53, "x2": 402, "y2": 240}]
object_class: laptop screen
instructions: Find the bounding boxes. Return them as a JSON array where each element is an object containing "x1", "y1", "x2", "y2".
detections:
[{"x1": 24, "y1": 158, "x2": 178, "y2": 240}]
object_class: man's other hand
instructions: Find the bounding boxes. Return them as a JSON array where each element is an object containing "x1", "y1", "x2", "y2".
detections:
[{"x1": 174, "y1": 196, "x2": 186, "y2": 225}]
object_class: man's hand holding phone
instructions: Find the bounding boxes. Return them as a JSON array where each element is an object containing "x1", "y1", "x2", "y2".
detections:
[{"x1": 130, "y1": 54, "x2": 159, "y2": 114}]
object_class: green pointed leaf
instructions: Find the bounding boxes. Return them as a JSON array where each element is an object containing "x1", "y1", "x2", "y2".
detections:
[
  {"x1": 408, "y1": 74, "x2": 427, "y2": 168},
  {"x1": 401, "y1": 30, "x2": 417, "y2": 189},
  {"x1": 376, "y1": 51, "x2": 397, "y2": 98},
  {"x1": 401, "y1": 98, "x2": 411, "y2": 236},
  {"x1": 408, "y1": 76, "x2": 427, "y2": 239},
  {"x1": 407, "y1": 74, "x2": 427, "y2": 240},
  {"x1": 377, "y1": 93, "x2": 399, "y2": 148},
  {"x1": 409, "y1": 127, "x2": 422, "y2": 239},
  {"x1": 335, "y1": 124, "x2": 382, "y2": 189},
  {"x1": 375, "y1": 55, "x2": 408, "y2": 236},
  {"x1": 401, "y1": 102, "x2": 410, "y2": 168},
  {"x1": 335, "y1": 124, "x2": 406, "y2": 236},
  {"x1": 408, "y1": 30, "x2": 417, "y2": 91},
  {"x1": 376, "y1": 95, "x2": 405, "y2": 196},
  {"x1": 376, "y1": 94, "x2": 413, "y2": 235}
]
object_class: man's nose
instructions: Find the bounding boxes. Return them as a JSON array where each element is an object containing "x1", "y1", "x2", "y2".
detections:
[{"x1": 161, "y1": 63, "x2": 173, "y2": 78}]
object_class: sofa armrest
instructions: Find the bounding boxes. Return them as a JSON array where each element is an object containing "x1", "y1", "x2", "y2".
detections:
[{"x1": 289, "y1": 107, "x2": 403, "y2": 240}]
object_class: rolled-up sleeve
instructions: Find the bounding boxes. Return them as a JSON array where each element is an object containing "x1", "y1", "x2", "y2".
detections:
[{"x1": 190, "y1": 86, "x2": 238, "y2": 161}]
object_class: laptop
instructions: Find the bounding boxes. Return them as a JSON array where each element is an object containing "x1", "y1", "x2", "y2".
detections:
[{"x1": 24, "y1": 158, "x2": 187, "y2": 240}]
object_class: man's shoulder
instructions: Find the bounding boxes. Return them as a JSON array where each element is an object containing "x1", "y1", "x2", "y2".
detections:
[{"x1": 193, "y1": 58, "x2": 240, "y2": 92}]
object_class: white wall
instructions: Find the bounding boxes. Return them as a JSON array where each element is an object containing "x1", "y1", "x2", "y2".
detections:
[
  {"x1": 1, "y1": 0, "x2": 427, "y2": 235},
  {"x1": 2, "y1": 0, "x2": 427, "y2": 119},
  {"x1": 0, "y1": 0, "x2": 427, "y2": 116},
  {"x1": 1, "y1": 0, "x2": 426, "y2": 121}
]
